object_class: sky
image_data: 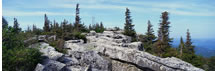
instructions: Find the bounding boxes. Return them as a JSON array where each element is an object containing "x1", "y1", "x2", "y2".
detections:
[{"x1": 3, "y1": 0, "x2": 215, "y2": 39}]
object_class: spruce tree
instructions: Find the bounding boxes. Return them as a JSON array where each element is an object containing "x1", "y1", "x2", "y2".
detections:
[
  {"x1": 13, "y1": 18, "x2": 21, "y2": 33},
  {"x1": 74, "y1": 3, "x2": 81, "y2": 30},
  {"x1": 2, "y1": 17, "x2": 8, "y2": 29},
  {"x1": 179, "y1": 36, "x2": 185, "y2": 58},
  {"x1": 143, "y1": 20, "x2": 156, "y2": 52},
  {"x1": 62, "y1": 19, "x2": 68, "y2": 32},
  {"x1": 32, "y1": 24, "x2": 37, "y2": 33},
  {"x1": 145, "y1": 20, "x2": 156, "y2": 42},
  {"x1": 156, "y1": 11, "x2": 172, "y2": 57},
  {"x1": 185, "y1": 29, "x2": 194, "y2": 53},
  {"x1": 43, "y1": 14, "x2": 50, "y2": 32},
  {"x1": 124, "y1": 8, "x2": 136, "y2": 41},
  {"x1": 100, "y1": 22, "x2": 105, "y2": 32},
  {"x1": 26, "y1": 25, "x2": 31, "y2": 32}
]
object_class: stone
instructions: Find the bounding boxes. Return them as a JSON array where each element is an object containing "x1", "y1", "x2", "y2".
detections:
[
  {"x1": 60, "y1": 66, "x2": 87, "y2": 71},
  {"x1": 58, "y1": 55, "x2": 79, "y2": 66},
  {"x1": 89, "y1": 31, "x2": 96, "y2": 36},
  {"x1": 39, "y1": 43, "x2": 63, "y2": 60},
  {"x1": 34, "y1": 30, "x2": 204, "y2": 71},
  {"x1": 79, "y1": 51, "x2": 111, "y2": 71},
  {"x1": 42, "y1": 59, "x2": 66, "y2": 71},
  {"x1": 35, "y1": 63, "x2": 44, "y2": 71}
]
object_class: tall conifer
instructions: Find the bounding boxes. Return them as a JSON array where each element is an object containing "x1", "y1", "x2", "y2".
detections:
[{"x1": 124, "y1": 8, "x2": 136, "y2": 41}]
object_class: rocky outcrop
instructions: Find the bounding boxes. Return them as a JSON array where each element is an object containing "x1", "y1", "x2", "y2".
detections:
[{"x1": 34, "y1": 31, "x2": 204, "y2": 71}]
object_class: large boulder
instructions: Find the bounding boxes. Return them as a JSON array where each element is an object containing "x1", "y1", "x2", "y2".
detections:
[
  {"x1": 39, "y1": 43, "x2": 63, "y2": 60},
  {"x1": 42, "y1": 59, "x2": 66, "y2": 71},
  {"x1": 95, "y1": 44, "x2": 204, "y2": 71},
  {"x1": 35, "y1": 63, "x2": 45, "y2": 71},
  {"x1": 66, "y1": 51, "x2": 111, "y2": 71},
  {"x1": 58, "y1": 55, "x2": 79, "y2": 66},
  {"x1": 34, "y1": 30, "x2": 204, "y2": 71},
  {"x1": 80, "y1": 51, "x2": 111, "y2": 71}
]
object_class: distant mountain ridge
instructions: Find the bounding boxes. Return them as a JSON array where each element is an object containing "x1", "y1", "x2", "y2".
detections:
[{"x1": 172, "y1": 38, "x2": 215, "y2": 58}]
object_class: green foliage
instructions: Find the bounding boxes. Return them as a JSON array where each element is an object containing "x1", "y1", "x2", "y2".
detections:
[
  {"x1": 155, "y1": 11, "x2": 172, "y2": 57},
  {"x1": 89, "y1": 22, "x2": 105, "y2": 33},
  {"x1": 123, "y1": 8, "x2": 136, "y2": 42},
  {"x1": 162, "y1": 48, "x2": 179, "y2": 58},
  {"x1": 3, "y1": 47, "x2": 42, "y2": 71},
  {"x1": 3, "y1": 18, "x2": 42, "y2": 71},
  {"x1": 43, "y1": 14, "x2": 50, "y2": 32},
  {"x1": 141, "y1": 20, "x2": 156, "y2": 53},
  {"x1": 181, "y1": 53, "x2": 205, "y2": 68},
  {"x1": 208, "y1": 56, "x2": 215, "y2": 71},
  {"x1": 13, "y1": 18, "x2": 22, "y2": 34},
  {"x1": 49, "y1": 40, "x2": 67, "y2": 54}
]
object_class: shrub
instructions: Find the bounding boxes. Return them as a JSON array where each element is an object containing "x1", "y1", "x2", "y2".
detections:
[
  {"x1": 3, "y1": 47, "x2": 42, "y2": 71},
  {"x1": 49, "y1": 39, "x2": 67, "y2": 54},
  {"x1": 64, "y1": 31, "x2": 87, "y2": 43}
]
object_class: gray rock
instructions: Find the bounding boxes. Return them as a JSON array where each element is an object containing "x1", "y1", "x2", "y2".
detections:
[
  {"x1": 42, "y1": 59, "x2": 66, "y2": 71},
  {"x1": 65, "y1": 40, "x2": 84, "y2": 44},
  {"x1": 35, "y1": 63, "x2": 44, "y2": 71},
  {"x1": 60, "y1": 66, "x2": 87, "y2": 71},
  {"x1": 88, "y1": 31, "x2": 96, "y2": 36},
  {"x1": 80, "y1": 51, "x2": 111, "y2": 71},
  {"x1": 34, "y1": 30, "x2": 204, "y2": 71},
  {"x1": 58, "y1": 56, "x2": 79, "y2": 66},
  {"x1": 95, "y1": 44, "x2": 204, "y2": 71},
  {"x1": 39, "y1": 43, "x2": 63, "y2": 60}
]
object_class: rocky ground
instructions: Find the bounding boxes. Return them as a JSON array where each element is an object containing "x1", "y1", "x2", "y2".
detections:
[{"x1": 31, "y1": 31, "x2": 204, "y2": 71}]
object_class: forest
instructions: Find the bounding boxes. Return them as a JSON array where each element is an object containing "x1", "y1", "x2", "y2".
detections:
[{"x1": 2, "y1": 3, "x2": 215, "y2": 71}]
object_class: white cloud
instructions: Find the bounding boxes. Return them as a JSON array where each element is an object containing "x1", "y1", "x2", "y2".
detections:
[
  {"x1": 3, "y1": 10, "x2": 75, "y2": 16},
  {"x1": 3, "y1": 0, "x2": 215, "y2": 17}
]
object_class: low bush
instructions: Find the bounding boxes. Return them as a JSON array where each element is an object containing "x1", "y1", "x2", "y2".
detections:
[{"x1": 3, "y1": 47, "x2": 42, "y2": 71}]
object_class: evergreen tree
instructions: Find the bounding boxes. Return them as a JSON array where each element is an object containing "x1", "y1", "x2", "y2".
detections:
[
  {"x1": 145, "y1": 20, "x2": 156, "y2": 42},
  {"x1": 43, "y1": 14, "x2": 50, "y2": 32},
  {"x1": 179, "y1": 36, "x2": 185, "y2": 58},
  {"x1": 13, "y1": 18, "x2": 21, "y2": 33},
  {"x1": 26, "y1": 25, "x2": 31, "y2": 32},
  {"x1": 100, "y1": 22, "x2": 104, "y2": 32},
  {"x1": 123, "y1": 8, "x2": 136, "y2": 41},
  {"x1": 73, "y1": 3, "x2": 87, "y2": 32},
  {"x1": 143, "y1": 20, "x2": 156, "y2": 52},
  {"x1": 74, "y1": 3, "x2": 81, "y2": 30},
  {"x1": 62, "y1": 19, "x2": 68, "y2": 32},
  {"x1": 2, "y1": 17, "x2": 8, "y2": 29},
  {"x1": 155, "y1": 11, "x2": 172, "y2": 57},
  {"x1": 89, "y1": 24, "x2": 92, "y2": 30},
  {"x1": 185, "y1": 29, "x2": 194, "y2": 53},
  {"x1": 208, "y1": 56, "x2": 215, "y2": 71},
  {"x1": 32, "y1": 24, "x2": 37, "y2": 32}
]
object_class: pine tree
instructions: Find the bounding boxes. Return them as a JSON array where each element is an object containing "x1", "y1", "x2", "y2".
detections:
[
  {"x1": 62, "y1": 19, "x2": 68, "y2": 32},
  {"x1": 185, "y1": 29, "x2": 194, "y2": 53},
  {"x1": 2, "y1": 17, "x2": 8, "y2": 29},
  {"x1": 179, "y1": 36, "x2": 185, "y2": 58},
  {"x1": 43, "y1": 14, "x2": 50, "y2": 32},
  {"x1": 74, "y1": 3, "x2": 81, "y2": 30},
  {"x1": 89, "y1": 24, "x2": 92, "y2": 30},
  {"x1": 145, "y1": 20, "x2": 156, "y2": 42},
  {"x1": 155, "y1": 11, "x2": 172, "y2": 57},
  {"x1": 32, "y1": 24, "x2": 37, "y2": 32},
  {"x1": 13, "y1": 18, "x2": 21, "y2": 33},
  {"x1": 124, "y1": 8, "x2": 136, "y2": 41},
  {"x1": 143, "y1": 20, "x2": 156, "y2": 52},
  {"x1": 100, "y1": 22, "x2": 105, "y2": 32},
  {"x1": 26, "y1": 25, "x2": 31, "y2": 32}
]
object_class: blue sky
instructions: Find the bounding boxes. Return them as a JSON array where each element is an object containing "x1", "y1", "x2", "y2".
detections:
[{"x1": 3, "y1": 0, "x2": 215, "y2": 39}]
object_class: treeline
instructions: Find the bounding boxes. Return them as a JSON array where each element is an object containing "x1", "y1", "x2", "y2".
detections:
[
  {"x1": 123, "y1": 8, "x2": 215, "y2": 70},
  {"x1": 2, "y1": 3, "x2": 215, "y2": 71},
  {"x1": 3, "y1": 17, "x2": 42, "y2": 71}
]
